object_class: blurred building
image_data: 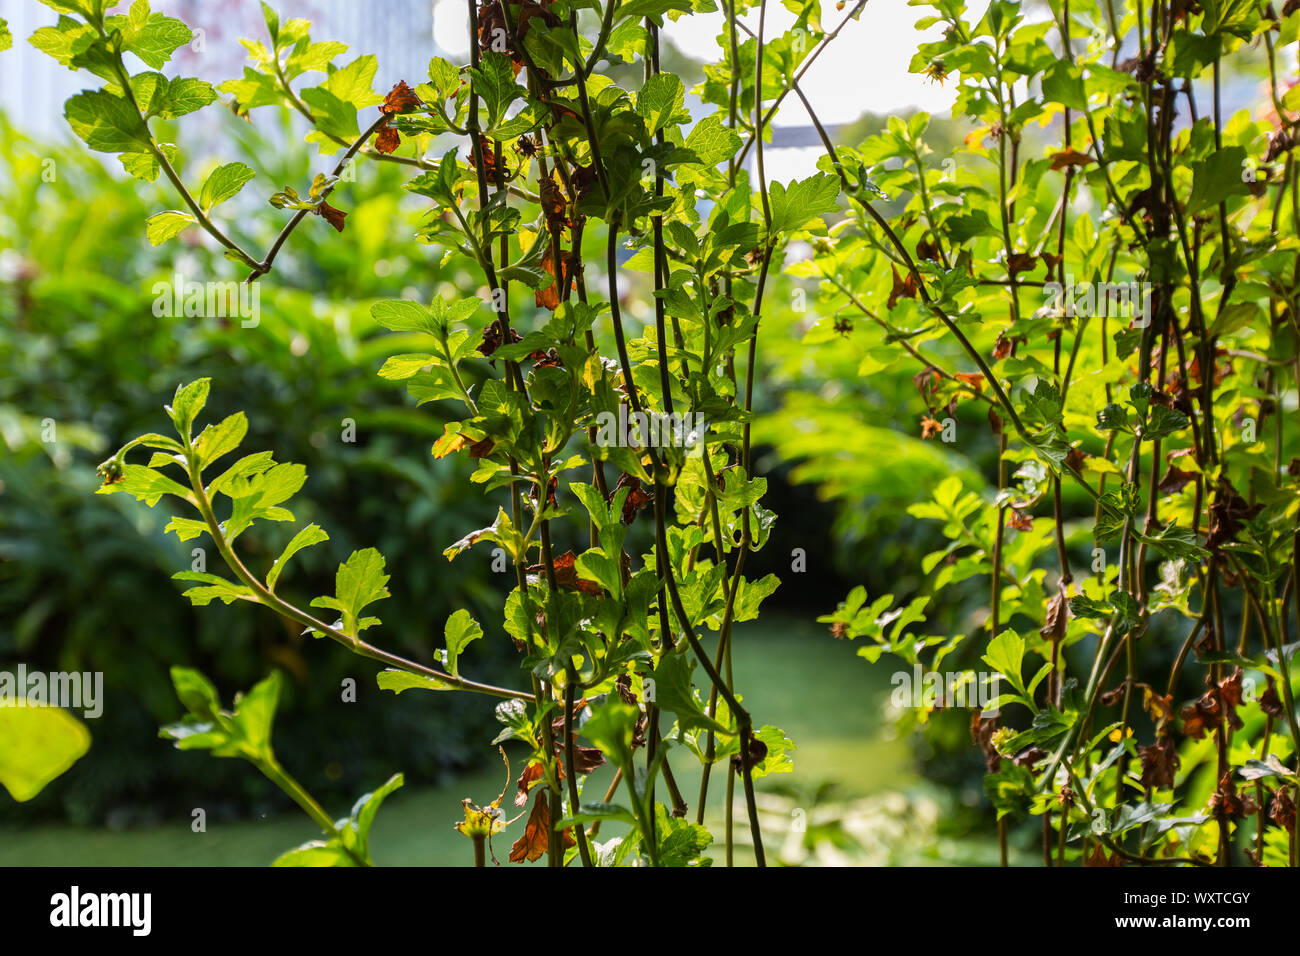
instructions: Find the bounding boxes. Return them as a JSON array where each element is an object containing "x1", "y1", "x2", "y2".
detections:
[{"x1": 0, "y1": 0, "x2": 441, "y2": 140}]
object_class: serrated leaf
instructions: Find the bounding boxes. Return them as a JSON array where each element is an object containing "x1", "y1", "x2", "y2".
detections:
[
  {"x1": 767, "y1": 173, "x2": 841, "y2": 236},
  {"x1": 199, "y1": 162, "x2": 255, "y2": 211},
  {"x1": 376, "y1": 669, "x2": 456, "y2": 693},
  {"x1": 192, "y1": 411, "x2": 247, "y2": 468},
  {"x1": 371, "y1": 299, "x2": 436, "y2": 334},
  {"x1": 146, "y1": 210, "x2": 196, "y2": 245},
  {"x1": 267, "y1": 524, "x2": 329, "y2": 591},
  {"x1": 636, "y1": 72, "x2": 685, "y2": 134},
  {"x1": 311, "y1": 548, "x2": 390, "y2": 638},
  {"x1": 443, "y1": 608, "x2": 483, "y2": 678},
  {"x1": 64, "y1": 90, "x2": 150, "y2": 153}
]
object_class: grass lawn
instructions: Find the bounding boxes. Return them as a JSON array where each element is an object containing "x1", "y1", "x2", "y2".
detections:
[{"x1": 0, "y1": 615, "x2": 920, "y2": 866}]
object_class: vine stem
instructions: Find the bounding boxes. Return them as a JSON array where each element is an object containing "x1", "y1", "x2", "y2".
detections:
[
  {"x1": 248, "y1": 114, "x2": 390, "y2": 281},
  {"x1": 791, "y1": 82, "x2": 1114, "y2": 520},
  {"x1": 100, "y1": 37, "x2": 259, "y2": 269},
  {"x1": 257, "y1": 755, "x2": 369, "y2": 867},
  {"x1": 178, "y1": 448, "x2": 529, "y2": 700}
]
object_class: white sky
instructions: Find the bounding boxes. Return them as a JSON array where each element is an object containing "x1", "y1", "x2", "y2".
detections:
[
  {"x1": 434, "y1": 2, "x2": 960, "y2": 119},
  {"x1": 433, "y1": 0, "x2": 968, "y2": 181}
]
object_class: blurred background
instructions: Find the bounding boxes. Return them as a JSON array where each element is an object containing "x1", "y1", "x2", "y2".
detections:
[{"x1": 0, "y1": 0, "x2": 1283, "y2": 865}]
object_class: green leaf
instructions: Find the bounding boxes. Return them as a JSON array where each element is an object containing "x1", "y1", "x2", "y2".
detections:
[
  {"x1": 351, "y1": 772, "x2": 404, "y2": 861},
  {"x1": 223, "y1": 462, "x2": 308, "y2": 539},
  {"x1": 146, "y1": 210, "x2": 196, "y2": 245},
  {"x1": 159, "y1": 76, "x2": 217, "y2": 117},
  {"x1": 580, "y1": 697, "x2": 639, "y2": 773},
  {"x1": 376, "y1": 669, "x2": 457, "y2": 693},
  {"x1": 1041, "y1": 60, "x2": 1087, "y2": 110},
  {"x1": 1143, "y1": 405, "x2": 1189, "y2": 442},
  {"x1": 1134, "y1": 522, "x2": 1208, "y2": 561},
  {"x1": 1068, "y1": 594, "x2": 1111, "y2": 621},
  {"x1": 301, "y1": 86, "x2": 359, "y2": 143},
  {"x1": 0, "y1": 703, "x2": 91, "y2": 802},
  {"x1": 163, "y1": 516, "x2": 209, "y2": 542},
  {"x1": 680, "y1": 113, "x2": 741, "y2": 169},
  {"x1": 96, "y1": 463, "x2": 193, "y2": 506},
  {"x1": 652, "y1": 802, "x2": 713, "y2": 866},
  {"x1": 317, "y1": 54, "x2": 382, "y2": 109},
  {"x1": 1096, "y1": 402, "x2": 1130, "y2": 433},
  {"x1": 371, "y1": 299, "x2": 437, "y2": 334},
  {"x1": 172, "y1": 570, "x2": 256, "y2": 606},
  {"x1": 160, "y1": 669, "x2": 282, "y2": 764},
  {"x1": 117, "y1": 0, "x2": 192, "y2": 68},
  {"x1": 0, "y1": 19, "x2": 13, "y2": 53},
  {"x1": 228, "y1": 670, "x2": 282, "y2": 758},
  {"x1": 616, "y1": 0, "x2": 695, "y2": 24},
  {"x1": 169, "y1": 666, "x2": 221, "y2": 717},
  {"x1": 750, "y1": 725, "x2": 796, "y2": 778},
  {"x1": 273, "y1": 841, "x2": 355, "y2": 867},
  {"x1": 636, "y1": 72, "x2": 685, "y2": 134},
  {"x1": 651, "y1": 649, "x2": 731, "y2": 736},
  {"x1": 465, "y1": 51, "x2": 522, "y2": 130},
  {"x1": 982, "y1": 629, "x2": 1026, "y2": 693},
  {"x1": 199, "y1": 162, "x2": 255, "y2": 211},
  {"x1": 65, "y1": 90, "x2": 150, "y2": 153},
  {"x1": 311, "y1": 548, "x2": 391, "y2": 637},
  {"x1": 167, "y1": 378, "x2": 210, "y2": 437},
  {"x1": 267, "y1": 524, "x2": 329, "y2": 591},
  {"x1": 1238, "y1": 754, "x2": 1297, "y2": 782},
  {"x1": 377, "y1": 354, "x2": 433, "y2": 380},
  {"x1": 118, "y1": 142, "x2": 176, "y2": 181},
  {"x1": 767, "y1": 173, "x2": 841, "y2": 236},
  {"x1": 192, "y1": 412, "x2": 247, "y2": 467},
  {"x1": 558, "y1": 802, "x2": 638, "y2": 827},
  {"x1": 1186, "y1": 147, "x2": 1248, "y2": 215},
  {"x1": 443, "y1": 608, "x2": 483, "y2": 678}
]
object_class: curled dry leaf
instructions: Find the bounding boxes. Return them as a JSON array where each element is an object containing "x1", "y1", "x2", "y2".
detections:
[
  {"x1": 1138, "y1": 735, "x2": 1180, "y2": 789},
  {"x1": 1049, "y1": 149, "x2": 1095, "y2": 171},
  {"x1": 374, "y1": 124, "x2": 401, "y2": 155},
  {"x1": 1039, "y1": 589, "x2": 1069, "y2": 642},
  {"x1": 317, "y1": 201, "x2": 346, "y2": 232},
  {"x1": 888, "y1": 265, "x2": 918, "y2": 308},
  {"x1": 380, "y1": 80, "x2": 421, "y2": 115}
]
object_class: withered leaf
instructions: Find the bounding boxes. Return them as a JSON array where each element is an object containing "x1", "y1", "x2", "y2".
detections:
[
  {"x1": 380, "y1": 80, "x2": 421, "y2": 115},
  {"x1": 971, "y1": 712, "x2": 1001, "y2": 772},
  {"x1": 1006, "y1": 252, "x2": 1038, "y2": 276},
  {"x1": 317, "y1": 201, "x2": 346, "y2": 233},
  {"x1": 374, "y1": 124, "x2": 401, "y2": 155},
  {"x1": 1040, "y1": 589, "x2": 1069, "y2": 642},
  {"x1": 530, "y1": 550, "x2": 602, "y2": 595},
  {"x1": 1138, "y1": 735, "x2": 1180, "y2": 789},
  {"x1": 535, "y1": 241, "x2": 562, "y2": 311},
  {"x1": 1157, "y1": 463, "x2": 1197, "y2": 495},
  {"x1": 509, "y1": 790, "x2": 552, "y2": 863},
  {"x1": 888, "y1": 265, "x2": 918, "y2": 308},
  {"x1": 1007, "y1": 509, "x2": 1034, "y2": 532},
  {"x1": 515, "y1": 761, "x2": 544, "y2": 807},
  {"x1": 1049, "y1": 149, "x2": 1095, "y2": 171}
]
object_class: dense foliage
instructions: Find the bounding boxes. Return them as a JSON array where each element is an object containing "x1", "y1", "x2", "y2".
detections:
[
  {"x1": 0, "y1": 114, "x2": 520, "y2": 824},
  {"x1": 4, "y1": 0, "x2": 1298, "y2": 868}
]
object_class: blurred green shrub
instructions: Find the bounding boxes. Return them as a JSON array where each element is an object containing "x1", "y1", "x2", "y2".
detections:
[{"x1": 0, "y1": 111, "x2": 516, "y2": 824}]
